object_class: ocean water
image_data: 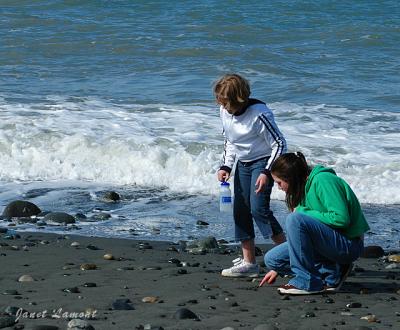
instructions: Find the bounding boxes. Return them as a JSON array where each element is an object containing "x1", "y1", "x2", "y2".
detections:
[{"x1": 0, "y1": 0, "x2": 399, "y2": 249}]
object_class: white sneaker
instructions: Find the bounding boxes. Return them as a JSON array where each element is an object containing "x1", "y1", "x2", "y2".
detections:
[{"x1": 221, "y1": 259, "x2": 260, "y2": 277}]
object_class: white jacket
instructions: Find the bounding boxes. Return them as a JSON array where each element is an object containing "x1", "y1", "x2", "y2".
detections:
[{"x1": 220, "y1": 99, "x2": 287, "y2": 172}]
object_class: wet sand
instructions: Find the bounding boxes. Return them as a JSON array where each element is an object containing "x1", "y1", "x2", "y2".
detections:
[{"x1": 0, "y1": 231, "x2": 399, "y2": 330}]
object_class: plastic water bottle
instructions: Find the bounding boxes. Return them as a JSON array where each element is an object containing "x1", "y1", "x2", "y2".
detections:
[{"x1": 219, "y1": 181, "x2": 232, "y2": 213}]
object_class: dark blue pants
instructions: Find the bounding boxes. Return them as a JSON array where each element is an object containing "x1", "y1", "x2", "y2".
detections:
[{"x1": 233, "y1": 157, "x2": 283, "y2": 242}]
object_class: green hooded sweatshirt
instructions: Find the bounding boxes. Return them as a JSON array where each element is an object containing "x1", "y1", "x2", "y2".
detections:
[{"x1": 296, "y1": 165, "x2": 370, "y2": 239}]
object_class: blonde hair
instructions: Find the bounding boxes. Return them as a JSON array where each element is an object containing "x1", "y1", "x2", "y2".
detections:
[{"x1": 213, "y1": 74, "x2": 251, "y2": 108}]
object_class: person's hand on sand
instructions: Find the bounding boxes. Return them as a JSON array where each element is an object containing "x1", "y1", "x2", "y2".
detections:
[
  {"x1": 259, "y1": 270, "x2": 278, "y2": 287},
  {"x1": 255, "y1": 173, "x2": 268, "y2": 194},
  {"x1": 218, "y1": 169, "x2": 230, "y2": 182}
]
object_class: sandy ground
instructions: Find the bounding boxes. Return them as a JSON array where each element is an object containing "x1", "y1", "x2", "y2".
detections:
[{"x1": 0, "y1": 231, "x2": 399, "y2": 330}]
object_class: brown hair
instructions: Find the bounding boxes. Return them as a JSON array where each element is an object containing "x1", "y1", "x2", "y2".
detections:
[
  {"x1": 213, "y1": 74, "x2": 250, "y2": 109},
  {"x1": 271, "y1": 152, "x2": 311, "y2": 211}
]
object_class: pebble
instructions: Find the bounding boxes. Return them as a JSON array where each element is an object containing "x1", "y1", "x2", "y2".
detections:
[
  {"x1": 103, "y1": 253, "x2": 115, "y2": 260},
  {"x1": 18, "y1": 274, "x2": 35, "y2": 282},
  {"x1": 142, "y1": 296, "x2": 159, "y2": 303},
  {"x1": 63, "y1": 287, "x2": 80, "y2": 293},
  {"x1": 196, "y1": 220, "x2": 209, "y2": 226},
  {"x1": 325, "y1": 298, "x2": 335, "y2": 304},
  {"x1": 168, "y1": 258, "x2": 181, "y2": 265},
  {"x1": 138, "y1": 243, "x2": 153, "y2": 250},
  {"x1": 80, "y1": 264, "x2": 97, "y2": 270},
  {"x1": 0, "y1": 315, "x2": 16, "y2": 328},
  {"x1": 346, "y1": 302, "x2": 362, "y2": 308},
  {"x1": 2, "y1": 290, "x2": 19, "y2": 295},
  {"x1": 341, "y1": 312, "x2": 354, "y2": 316},
  {"x1": 71, "y1": 242, "x2": 80, "y2": 247},
  {"x1": 83, "y1": 282, "x2": 97, "y2": 288},
  {"x1": 5, "y1": 306, "x2": 25, "y2": 316},
  {"x1": 359, "y1": 288, "x2": 369, "y2": 294},
  {"x1": 220, "y1": 327, "x2": 235, "y2": 330},
  {"x1": 388, "y1": 254, "x2": 400, "y2": 263},
  {"x1": 112, "y1": 298, "x2": 134, "y2": 310},
  {"x1": 67, "y1": 318, "x2": 95, "y2": 330},
  {"x1": 102, "y1": 191, "x2": 120, "y2": 202},
  {"x1": 174, "y1": 308, "x2": 199, "y2": 320},
  {"x1": 86, "y1": 244, "x2": 100, "y2": 250},
  {"x1": 301, "y1": 311, "x2": 316, "y2": 318},
  {"x1": 360, "y1": 314, "x2": 378, "y2": 322}
]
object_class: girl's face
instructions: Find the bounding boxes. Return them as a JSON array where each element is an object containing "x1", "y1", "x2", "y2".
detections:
[{"x1": 271, "y1": 174, "x2": 289, "y2": 192}]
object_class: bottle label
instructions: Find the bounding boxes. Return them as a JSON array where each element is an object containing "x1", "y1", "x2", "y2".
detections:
[{"x1": 221, "y1": 196, "x2": 232, "y2": 203}]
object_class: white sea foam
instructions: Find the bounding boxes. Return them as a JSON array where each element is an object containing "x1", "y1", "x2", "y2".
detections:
[{"x1": 0, "y1": 97, "x2": 399, "y2": 204}]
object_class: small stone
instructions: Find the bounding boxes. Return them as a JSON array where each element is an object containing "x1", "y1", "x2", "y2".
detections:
[
  {"x1": 388, "y1": 255, "x2": 400, "y2": 263},
  {"x1": 91, "y1": 213, "x2": 111, "y2": 221},
  {"x1": 18, "y1": 274, "x2": 35, "y2": 282},
  {"x1": 346, "y1": 302, "x2": 362, "y2": 308},
  {"x1": 196, "y1": 220, "x2": 209, "y2": 226},
  {"x1": 142, "y1": 296, "x2": 159, "y2": 303},
  {"x1": 360, "y1": 314, "x2": 378, "y2": 322},
  {"x1": 80, "y1": 264, "x2": 97, "y2": 271},
  {"x1": 71, "y1": 242, "x2": 80, "y2": 247},
  {"x1": 341, "y1": 312, "x2": 354, "y2": 316},
  {"x1": 63, "y1": 287, "x2": 80, "y2": 293},
  {"x1": 325, "y1": 298, "x2": 335, "y2": 304},
  {"x1": 83, "y1": 283, "x2": 97, "y2": 287},
  {"x1": 5, "y1": 306, "x2": 25, "y2": 316},
  {"x1": 112, "y1": 298, "x2": 134, "y2": 310},
  {"x1": 177, "y1": 269, "x2": 187, "y2": 275},
  {"x1": 86, "y1": 244, "x2": 100, "y2": 250},
  {"x1": 359, "y1": 288, "x2": 369, "y2": 294},
  {"x1": 0, "y1": 315, "x2": 17, "y2": 328},
  {"x1": 67, "y1": 318, "x2": 95, "y2": 330},
  {"x1": 102, "y1": 191, "x2": 120, "y2": 202},
  {"x1": 138, "y1": 243, "x2": 152, "y2": 250},
  {"x1": 2, "y1": 290, "x2": 19, "y2": 295},
  {"x1": 103, "y1": 253, "x2": 114, "y2": 260},
  {"x1": 174, "y1": 308, "x2": 199, "y2": 320},
  {"x1": 168, "y1": 258, "x2": 181, "y2": 265},
  {"x1": 301, "y1": 311, "x2": 316, "y2": 318}
]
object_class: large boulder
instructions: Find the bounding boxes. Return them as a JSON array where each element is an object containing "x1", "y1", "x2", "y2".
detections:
[
  {"x1": 2, "y1": 200, "x2": 41, "y2": 219},
  {"x1": 43, "y1": 212, "x2": 75, "y2": 225}
]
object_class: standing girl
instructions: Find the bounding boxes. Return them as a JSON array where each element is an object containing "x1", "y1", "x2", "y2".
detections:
[{"x1": 214, "y1": 73, "x2": 287, "y2": 277}]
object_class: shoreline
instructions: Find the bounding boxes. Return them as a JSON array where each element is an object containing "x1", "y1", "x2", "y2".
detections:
[{"x1": 0, "y1": 231, "x2": 399, "y2": 330}]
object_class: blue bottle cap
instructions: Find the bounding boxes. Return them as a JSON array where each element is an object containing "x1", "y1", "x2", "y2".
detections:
[{"x1": 220, "y1": 181, "x2": 230, "y2": 186}]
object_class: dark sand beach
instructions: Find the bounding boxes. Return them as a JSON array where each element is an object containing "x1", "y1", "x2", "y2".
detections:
[{"x1": 0, "y1": 231, "x2": 399, "y2": 330}]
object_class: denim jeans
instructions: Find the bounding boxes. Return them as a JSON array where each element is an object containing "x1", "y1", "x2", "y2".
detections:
[
  {"x1": 264, "y1": 212, "x2": 364, "y2": 291},
  {"x1": 233, "y1": 157, "x2": 283, "y2": 242}
]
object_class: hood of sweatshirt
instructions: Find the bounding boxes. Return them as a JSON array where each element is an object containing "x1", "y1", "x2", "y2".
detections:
[{"x1": 305, "y1": 165, "x2": 336, "y2": 192}]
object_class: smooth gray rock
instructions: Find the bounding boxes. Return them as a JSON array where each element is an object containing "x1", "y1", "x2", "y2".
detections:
[
  {"x1": 43, "y1": 212, "x2": 75, "y2": 224},
  {"x1": 2, "y1": 200, "x2": 41, "y2": 219}
]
